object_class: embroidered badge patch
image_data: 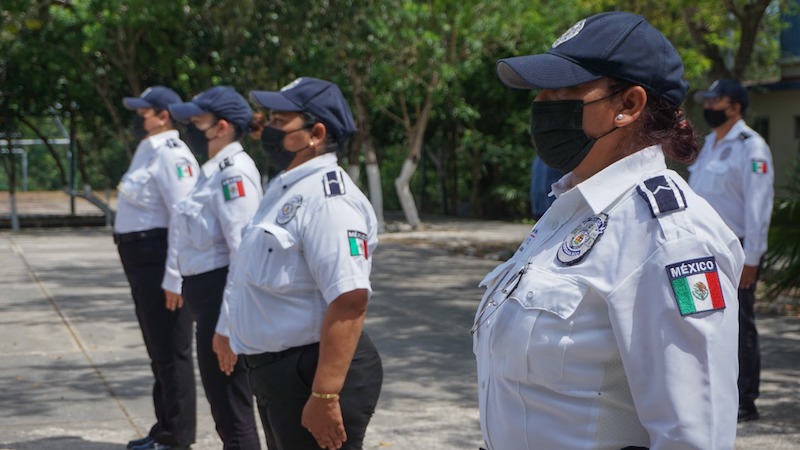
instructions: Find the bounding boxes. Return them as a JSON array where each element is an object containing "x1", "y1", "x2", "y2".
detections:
[
  {"x1": 276, "y1": 195, "x2": 303, "y2": 225},
  {"x1": 348, "y1": 230, "x2": 368, "y2": 258},
  {"x1": 176, "y1": 160, "x2": 194, "y2": 180},
  {"x1": 752, "y1": 159, "x2": 768, "y2": 174},
  {"x1": 666, "y1": 256, "x2": 725, "y2": 316},
  {"x1": 222, "y1": 176, "x2": 245, "y2": 201},
  {"x1": 323, "y1": 170, "x2": 346, "y2": 197},
  {"x1": 552, "y1": 19, "x2": 585, "y2": 48},
  {"x1": 557, "y1": 213, "x2": 608, "y2": 266}
]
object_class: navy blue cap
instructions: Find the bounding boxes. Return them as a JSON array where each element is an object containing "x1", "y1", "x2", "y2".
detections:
[
  {"x1": 695, "y1": 79, "x2": 749, "y2": 109},
  {"x1": 122, "y1": 86, "x2": 182, "y2": 111},
  {"x1": 496, "y1": 12, "x2": 689, "y2": 106},
  {"x1": 169, "y1": 86, "x2": 254, "y2": 132},
  {"x1": 249, "y1": 77, "x2": 357, "y2": 143}
]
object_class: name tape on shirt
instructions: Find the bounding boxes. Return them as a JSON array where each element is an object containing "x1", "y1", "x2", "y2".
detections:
[
  {"x1": 323, "y1": 170, "x2": 346, "y2": 197},
  {"x1": 751, "y1": 159, "x2": 769, "y2": 174},
  {"x1": 222, "y1": 176, "x2": 246, "y2": 201},
  {"x1": 348, "y1": 230, "x2": 369, "y2": 259},
  {"x1": 176, "y1": 159, "x2": 195, "y2": 180},
  {"x1": 665, "y1": 256, "x2": 725, "y2": 316}
]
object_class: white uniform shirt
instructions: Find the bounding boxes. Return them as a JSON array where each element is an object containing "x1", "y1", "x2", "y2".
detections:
[
  {"x1": 216, "y1": 152, "x2": 378, "y2": 355},
  {"x1": 162, "y1": 142, "x2": 262, "y2": 293},
  {"x1": 115, "y1": 130, "x2": 199, "y2": 290},
  {"x1": 688, "y1": 119, "x2": 774, "y2": 266},
  {"x1": 473, "y1": 146, "x2": 744, "y2": 450}
]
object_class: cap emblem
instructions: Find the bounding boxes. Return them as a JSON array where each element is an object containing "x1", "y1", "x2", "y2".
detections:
[
  {"x1": 280, "y1": 78, "x2": 303, "y2": 92},
  {"x1": 552, "y1": 19, "x2": 585, "y2": 48}
]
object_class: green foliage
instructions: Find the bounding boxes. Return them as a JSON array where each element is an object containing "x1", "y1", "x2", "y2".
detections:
[
  {"x1": 764, "y1": 163, "x2": 800, "y2": 298},
  {"x1": 0, "y1": 0, "x2": 789, "y2": 221}
]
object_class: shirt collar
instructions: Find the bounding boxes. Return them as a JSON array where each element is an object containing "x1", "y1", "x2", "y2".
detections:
[
  {"x1": 715, "y1": 118, "x2": 747, "y2": 143},
  {"x1": 274, "y1": 152, "x2": 339, "y2": 189},
  {"x1": 201, "y1": 141, "x2": 243, "y2": 177},
  {"x1": 553, "y1": 145, "x2": 667, "y2": 214},
  {"x1": 143, "y1": 129, "x2": 180, "y2": 150}
]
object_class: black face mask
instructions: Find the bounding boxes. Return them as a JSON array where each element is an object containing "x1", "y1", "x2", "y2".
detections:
[
  {"x1": 184, "y1": 123, "x2": 210, "y2": 158},
  {"x1": 703, "y1": 108, "x2": 729, "y2": 129},
  {"x1": 260, "y1": 126, "x2": 311, "y2": 172},
  {"x1": 530, "y1": 95, "x2": 618, "y2": 174},
  {"x1": 132, "y1": 115, "x2": 147, "y2": 141}
]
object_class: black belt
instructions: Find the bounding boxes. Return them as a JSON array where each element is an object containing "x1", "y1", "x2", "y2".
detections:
[
  {"x1": 113, "y1": 228, "x2": 168, "y2": 244},
  {"x1": 243, "y1": 342, "x2": 318, "y2": 369}
]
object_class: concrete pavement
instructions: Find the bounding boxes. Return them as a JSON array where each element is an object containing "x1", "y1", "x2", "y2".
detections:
[{"x1": 0, "y1": 222, "x2": 798, "y2": 449}]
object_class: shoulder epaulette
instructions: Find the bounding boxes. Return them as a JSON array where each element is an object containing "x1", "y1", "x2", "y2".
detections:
[
  {"x1": 322, "y1": 170, "x2": 346, "y2": 197},
  {"x1": 739, "y1": 132, "x2": 752, "y2": 141},
  {"x1": 635, "y1": 175, "x2": 687, "y2": 218},
  {"x1": 219, "y1": 156, "x2": 235, "y2": 171}
]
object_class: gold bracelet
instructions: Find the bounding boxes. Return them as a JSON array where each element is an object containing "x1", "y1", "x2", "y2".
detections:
[{"x1": 311, "y1": 391, "x2": 340, "y2": 400}]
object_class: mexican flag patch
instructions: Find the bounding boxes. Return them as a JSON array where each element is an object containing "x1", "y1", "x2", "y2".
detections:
[
  {"x1": 222, "y1": 176, "x2": 245, "y2": 201},
  {"x1": 176, "y1": 160, "x2": 194, "y2": 180},
  {"x1": 752, "y1": 159, "x2": 768, "y2": 174},
  {"x1": 348, "y1": 230, "x2": 368, "y2": 258},
  {"x1": 666, "y1": 256, "x2": 725, "y2": 316}
]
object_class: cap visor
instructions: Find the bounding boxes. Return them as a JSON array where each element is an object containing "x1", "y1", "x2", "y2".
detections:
[
  {"x1": 168, "y1": 102, "x2": 206, "y2": 123},
  {"x1": 497, "y1": 53, "x2": 602, "y2": 90},
  {"x1": 122, "y1": 97, "x2": 153, "y2": 110},
  {"x1": 249, "y1": 91, "x2": 302, "y2": 111}
]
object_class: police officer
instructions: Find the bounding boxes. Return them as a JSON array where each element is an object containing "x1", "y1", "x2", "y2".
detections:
[
  {"x1": 689, "y1": 79, "x2": 774, "y2": 423},
  {"x1": 118, "y1": 86, "x2": 198, "y2": 450},
  {"x1": 213, "y1": 77, "x2": 383, "y2": 450},
  {"x1": 474, "y1": 12, "x2": 744, "y2": 449},
  {"x1": 167, "y1": 86, "x2": 263, "y2": 449}
]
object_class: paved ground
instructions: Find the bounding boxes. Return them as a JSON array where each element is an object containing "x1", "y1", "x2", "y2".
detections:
[{"x1": 1, "y1": 221, "x2": 798, "y2": 449}]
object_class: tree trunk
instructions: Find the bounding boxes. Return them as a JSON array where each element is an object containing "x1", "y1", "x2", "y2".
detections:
[
  {"x1": 395, "y1": 157, "x2": 421, "y2": 228},
  {"x1": 364, "y1": 136, "x2": 384, "y2": 231}
]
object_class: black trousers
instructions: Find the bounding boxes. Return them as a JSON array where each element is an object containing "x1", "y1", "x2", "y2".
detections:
[
  {"x1": 246, "y1": 333, "x2": 383, "y2": 450},
  {"x1": 183, "y1": 267, "x2": 261, "y2": 450},
  {"x1": 117, "y1": 232, "x2": 196, "y2": 446},
  {"x1": 738, "y1": 260, "x2": 763, "y2": 406}
]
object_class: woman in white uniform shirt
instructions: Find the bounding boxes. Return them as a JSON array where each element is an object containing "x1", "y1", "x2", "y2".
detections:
[
  {"x1": 167, "y1": 86, "x2": 263, "y2": 450},
  {"x1": 214, "y1": 77, "x2": 382, "y2": 450},
  {"x1": 474, "y1": 12, "x2": 744, "y2": 450},
  {"x1": 118, "y1": 86, "x2": 199, "y2": 450}
]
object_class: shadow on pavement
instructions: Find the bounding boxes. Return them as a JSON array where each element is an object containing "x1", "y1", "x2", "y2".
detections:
[{"x1": 0, "y1": 436, "x2": 126, "y2": 449}]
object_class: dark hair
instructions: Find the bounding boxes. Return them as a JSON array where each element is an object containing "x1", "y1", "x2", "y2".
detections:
[
  {"x1": 301, "y1": 111, "x2": 341, "y2": 154},
  {"x1": 609, "y1": 79, "x2": 698, "y2": 164},
  {"x1": 213, "y1": 114, "x2": 244, "y2": 141}
]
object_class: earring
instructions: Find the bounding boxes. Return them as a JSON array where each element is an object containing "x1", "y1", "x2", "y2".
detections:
[{"x1": 615, "y1": 114, "x2": 624, "y2": 121}]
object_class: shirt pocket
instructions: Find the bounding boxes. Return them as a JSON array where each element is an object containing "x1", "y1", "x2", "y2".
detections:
[
  {"x1": 176, "y1": 198, "x2": 214, "y2": 250},
  {"x1": 243, "y1": 222, "x2": 298, "y2": 293},
  {"x1": 118, "y1": 167, "x2": 155, "y2": 207},
  {"x1": 490, "y1": 266, "x2": 587, "y2": 387}
]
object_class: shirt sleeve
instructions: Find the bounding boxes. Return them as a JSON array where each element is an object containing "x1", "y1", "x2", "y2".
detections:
[
  {"x1": 606, "y1": 235, "x2": 744, "y2": 449},
  {"x1": 302, "y1": 198, "x2": 374, "y2": 303},
  {"x1": 161, "y1": 212, "x2": 182, "y2": 293},
  {"x1": 212, "y1": 168, "x2": 262, "y2": 262},
  {"x1": 155, "y1": 146, "x2": 199, "y2": 292},
  {"x1": 741, "y1": 136, "x2": 774, "y2": 265}
]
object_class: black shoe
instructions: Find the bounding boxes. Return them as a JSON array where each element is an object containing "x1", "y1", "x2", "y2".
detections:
[
  {"x1": 155, "y1": 445, "x2": 191, "y2": 450},
  {"x1": 738, "y1": 404, "x2": 760, "y2": 422},
  {"x1": 127, "y1": 436, "x2": 155, "y2": 449}
]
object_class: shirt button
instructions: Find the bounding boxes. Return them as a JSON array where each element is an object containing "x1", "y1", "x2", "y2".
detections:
[
  {"x1": 550, "y1": 221, "x2": 559, "y2": 230},
  {"x1": 526, "y1": 291, "x2": 534, "y2": 299}
]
